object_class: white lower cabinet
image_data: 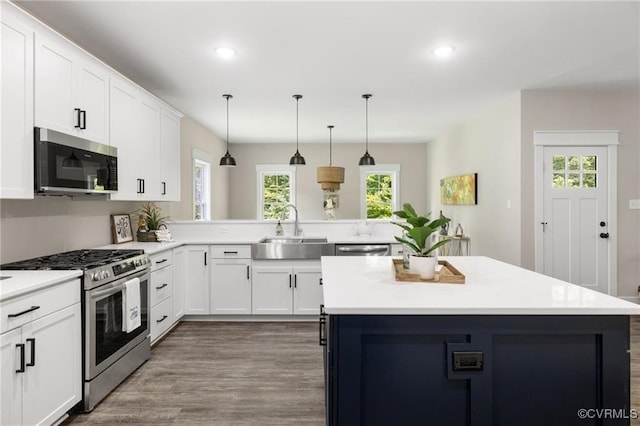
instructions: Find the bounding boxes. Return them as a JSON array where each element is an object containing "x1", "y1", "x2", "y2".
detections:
[
  {"x1": 251, "y1": 261, "x2": 323, "y2": 315},
  {"x1": 210, "y1": 246, "x2": 252, "y2": 315},
  {"x1": 183, "y1": 245, "x2": 210, "y2": 315},
  {"x1": 149, "y1": 249, "x2": 174, "y2": 344},
  {"x1": 0, "y1": 279, "x2": 82, "y2": 426}
]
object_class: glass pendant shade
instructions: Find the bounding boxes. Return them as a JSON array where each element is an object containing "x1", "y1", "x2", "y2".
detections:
[
  {"x1": 289, "y1": 94, "x2": 306, "y2": 165},
  {"x1": 219, "y1": 94, "x2": 237, "y2": 167},
  {"x1": 359, "y1": 93, "x2": 375, "y2": 166}
]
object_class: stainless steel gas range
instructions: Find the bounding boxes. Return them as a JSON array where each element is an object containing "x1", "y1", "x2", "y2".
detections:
[{"x1": 2, "y1": 249, "x2": 151, "y2": 411}]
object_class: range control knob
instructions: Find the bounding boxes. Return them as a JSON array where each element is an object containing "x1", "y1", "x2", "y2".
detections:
[
  {"x1": 100, "y1": 270, "x2": 108, "y2": 279},
  {"x1": 91, "y1": 272, "x2": 100, "y2": 281}
]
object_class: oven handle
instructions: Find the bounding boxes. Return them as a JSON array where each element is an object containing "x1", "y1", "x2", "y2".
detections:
[{"x1": 90, "y1": 270, "x2": 150, "y2": 299}]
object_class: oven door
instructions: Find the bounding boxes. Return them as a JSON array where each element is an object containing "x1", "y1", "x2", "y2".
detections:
[{"x1": 85, "y1": 268, "x2": 150, "y2": 380}]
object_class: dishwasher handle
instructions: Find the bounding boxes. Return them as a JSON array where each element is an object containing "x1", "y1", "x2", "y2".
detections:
[{"x1": 336, "y1": 245, "x2": 390, "y2": 255}]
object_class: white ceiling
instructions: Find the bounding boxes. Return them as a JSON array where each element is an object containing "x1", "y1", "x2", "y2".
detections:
[{"x1": 15, "y1": 1, "x2": 640, "y2": 145}]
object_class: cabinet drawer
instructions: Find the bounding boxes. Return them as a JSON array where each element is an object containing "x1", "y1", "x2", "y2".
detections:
[
  {"x1": 150, "y1": 266, "x2": 173, "y2": 307},
  {"x1": 150, "y1": 250, "x2": 173, "y2": 272},
  {"x1": 210, "y1": 245, "x2": 251, "y2": 259},
  {"x1": 1, "y1": 278, "x2": 80, "y2": 334},
  {"x1": 150, "y1": 296, "x2": 173, "y2": 342}
]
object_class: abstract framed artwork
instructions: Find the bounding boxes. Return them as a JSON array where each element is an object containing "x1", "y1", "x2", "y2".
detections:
[{"x1": 440, "y1": 173, "x2": 478, "y2": 205}]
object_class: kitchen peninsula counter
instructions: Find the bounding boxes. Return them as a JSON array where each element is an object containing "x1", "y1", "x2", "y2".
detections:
[{"x1": 320, "y1": 256, "x2": 639, "y2": 426}]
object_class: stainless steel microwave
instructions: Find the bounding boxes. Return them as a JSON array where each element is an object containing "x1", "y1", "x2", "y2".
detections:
[{"x1": 34, "y1": 127, "x2": 118, "y2": 195}]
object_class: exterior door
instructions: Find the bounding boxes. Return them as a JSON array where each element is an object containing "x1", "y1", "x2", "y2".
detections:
[{"x1": 541, "y1": 146, "x2": 609, "y2": 293}]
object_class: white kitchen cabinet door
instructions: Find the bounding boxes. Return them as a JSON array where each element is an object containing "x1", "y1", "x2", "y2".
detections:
[
  {"x1": 172, "y1": 247, "x2": 185, "y2": 322},
  {"x1": 0, "y1": 327, "x2": 22, "y2": 426},
  {"x1": 184, "y1": 246, "x2": 210, "y2": 315},
  {"x1": 251, "y1": 267, "x2": 293, "y2": 315},
  {"x1": 35, "y1": 33, "x2": 75, "y2": 134},
  {"x1": 22, "y1": 303, "x2": 81, "y2": 426},
  {"x1": 35, "y1": 33, "x2": 109, "y2": 144},
  {"x1": 76, "y1": 57, "x2": 109, "y2": 144},
  {"x1": 109, "y1": 77, "x2": 139, "y2": 200},
  {"x1": 136, "y1": 94, "x2": 161, "y2": 200},
  {"x1": 293, "y1": 267, "x2": 323, "y2": 315},
  {"x1": 1, "y1": 7, "x2": 34, "y2": 199},
  {"x1": 211, "y1": 260, "x2": 251, "y2": 314},
  {"x1": 159, "y1": 109, "x2": 181, "y2": 201}
]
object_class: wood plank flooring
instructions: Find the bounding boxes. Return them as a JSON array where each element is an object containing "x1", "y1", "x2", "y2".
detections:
[
  {"x1": 65, "y1": 317, "x2": 640, "y2": 425},
  {"x1": 64, "y1": 322, "x2": 325, "y2": 425}
]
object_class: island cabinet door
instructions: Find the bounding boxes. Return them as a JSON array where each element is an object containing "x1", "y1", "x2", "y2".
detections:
[{"x1": 327, "y1": 315, "x2": 630, "y2": 426}]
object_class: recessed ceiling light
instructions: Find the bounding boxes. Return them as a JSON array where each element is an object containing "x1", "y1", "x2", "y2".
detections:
[
  {"x1": 215, "y1": 47, "x2": 237, "y2": 59},
  {"x1": 432, "y1": 45, "x2": 455, "y2": 58}
]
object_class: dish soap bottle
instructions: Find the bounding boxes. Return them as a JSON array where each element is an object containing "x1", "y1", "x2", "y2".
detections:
[{"x1": 275, "y1": 220, "x2": 284, "y2": 236}]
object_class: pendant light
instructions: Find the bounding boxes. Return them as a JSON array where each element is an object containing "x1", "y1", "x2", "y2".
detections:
[
  {"x1": 219, "y1": 94, "x2": 237, "y2": 166},
  {"x1": 317, "y1": 125, "x2": 345, "y2": 191},
  {"x1": 289, "y1": 94, "x2": 306, "y2": 165},
  {"x1": 358, "y1": 93, "x2": 375, "y2": 166}
]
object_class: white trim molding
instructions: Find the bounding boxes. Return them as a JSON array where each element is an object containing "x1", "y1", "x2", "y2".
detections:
[{"x1": 533, "y1": 131, "x2": 619, "y2": 296}]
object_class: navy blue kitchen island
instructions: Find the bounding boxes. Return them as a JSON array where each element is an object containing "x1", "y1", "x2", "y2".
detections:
[{"x1": 320, "y1": 256, "x2": 640, "y2": 426}]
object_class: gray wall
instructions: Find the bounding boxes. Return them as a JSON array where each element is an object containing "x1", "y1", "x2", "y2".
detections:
[
  {"x1": 520, "y1": 89, "x2": 640, "y2": 298},
  {"x1": 227, "y1": 142, "x2": 428, "y2": 220},
  {"x1": 425, "y1": 93, "x2": 522, "y2": 265},
  {"x1": 167, "y1": 116, "x2": 230, "y2": 220}
]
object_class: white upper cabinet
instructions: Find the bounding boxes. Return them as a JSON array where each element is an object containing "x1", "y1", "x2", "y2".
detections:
[
  {"x1": 160, "y1": 109, "x2": 181, "y2": 201},
  {"x1": 35, "y1": 32, "x2": 109, "y2": 144},
  {"x1": 109, "y1": 76, "x2": 139, "y2": 200},
  {"x1": 0, "y1": 4, "x2": 34, "y2": 199}
]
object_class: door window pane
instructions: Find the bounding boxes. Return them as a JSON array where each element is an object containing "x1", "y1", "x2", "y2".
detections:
[
  {"x1": 583, "y1": 173, "x2": 597, "y2": 188},
  {"x1": 553, "y1": 173, "x2": 565, "y2": 188},
  {"x1": 552, "y1": 156, "x2": 565, "y2": 171},
  {"x1": 582, "y1": 156, "x2": 597, "y2": 171},
  {"x1": 568, "y1": 173, "x2": 581, "y2": 188},
  {"x1": 567, "y1": 156, "x2": 580, "y2": 170}
]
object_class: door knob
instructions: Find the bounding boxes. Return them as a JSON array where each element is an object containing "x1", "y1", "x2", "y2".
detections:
[{"x1": 599, "y1": 233, "x2": 609, "y2": 239}]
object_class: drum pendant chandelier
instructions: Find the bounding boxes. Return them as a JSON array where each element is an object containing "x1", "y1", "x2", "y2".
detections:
[{"x1": 317, "y1": 125, "x2": 345, "y2": 191}]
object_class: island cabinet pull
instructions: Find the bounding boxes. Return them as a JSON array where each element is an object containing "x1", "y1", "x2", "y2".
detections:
[
  {"x1": 8, "y1": 305, "x2": 40, "y2": 318},
  {"x1": 26, "y1": 338, "x2": 35, "y2": 367},
  {"x1": 319, "y1": 304, "x2": 327, "y2": 346},
  {"x1": 156, "y1": 283, "x2": 168, "y2": 290},
  {"x1": 289, "y1": 274, "x2": 292, "y2": 288},
  {"x1": 156, "y1": 315, "x2": 168, "y2": 323},
  {"x1": 16, "y1": 343, "x2": 25, "y2": 373}
]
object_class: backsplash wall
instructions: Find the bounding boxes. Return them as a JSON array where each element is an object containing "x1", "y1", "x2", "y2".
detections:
[{"x1": 0, "y1": 197, "x2": 145, "y2": 263}]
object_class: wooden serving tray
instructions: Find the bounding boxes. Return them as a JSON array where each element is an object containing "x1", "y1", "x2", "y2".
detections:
[{"x1": 392, "y1": 258, "x2": 465, "y2": 284}]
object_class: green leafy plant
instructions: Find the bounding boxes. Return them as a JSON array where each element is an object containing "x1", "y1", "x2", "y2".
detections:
[
  {"x1": 133, "y1": 202, "x2": 169, "y2": 231},
  {"x1": 392, "y1": 203, "x2": 451, "y2": 257}
]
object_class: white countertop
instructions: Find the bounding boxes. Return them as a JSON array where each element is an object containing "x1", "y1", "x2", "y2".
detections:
[
  {"x1": 0, "y1": 270, "x2": 82, "y2": 302},
  {"x1": 321, "y1": 256, "x2": 640, "y2": 315}
]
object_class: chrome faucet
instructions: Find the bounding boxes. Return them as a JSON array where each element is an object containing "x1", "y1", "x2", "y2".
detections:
[{"x1": 280, "y1": 204, "x2": 300, "y2": 236}]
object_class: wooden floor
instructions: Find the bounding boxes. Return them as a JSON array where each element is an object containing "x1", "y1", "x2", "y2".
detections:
[
  {"x1": 65, "y1": 322, "x2": 325, "y2": 425},
  {"x1": 65, "y1": 317, "x2": 640, "y2": 425}
]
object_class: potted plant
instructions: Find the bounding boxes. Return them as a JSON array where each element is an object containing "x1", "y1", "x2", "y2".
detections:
[
  {"x1": 132, "y1": 202, "x2": 169, "y2": 242},
  {"x1": 392, "y1": 203, "x2": 451, "y2": 279}
]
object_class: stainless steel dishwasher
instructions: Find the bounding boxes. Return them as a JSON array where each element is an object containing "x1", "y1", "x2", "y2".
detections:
[{"x1": 334, "y1": 243, "x2": 391, "y2": 256}]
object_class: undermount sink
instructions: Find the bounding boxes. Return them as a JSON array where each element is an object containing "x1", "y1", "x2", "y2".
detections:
[{"x1": 253, "y1": 237, "x2": 334, "y2": 260}]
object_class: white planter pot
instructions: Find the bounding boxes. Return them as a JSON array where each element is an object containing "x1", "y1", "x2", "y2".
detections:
[{"x1": 409, "y1": 255, "x2": 437, "y2": 279}]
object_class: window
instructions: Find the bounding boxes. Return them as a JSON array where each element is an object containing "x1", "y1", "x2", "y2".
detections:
[
  {"x1": 256, "y1": 165, "x2": 296, "y2": 220},
  {"x1": 552, "y1": 155, "x2": 598, "y2": 189},
  {"x1": 360, "y1": 164, "x2": 400, "y2": 219},
  {"x1": 193, "y1": 149, "x2": 211, "y2": 220}
]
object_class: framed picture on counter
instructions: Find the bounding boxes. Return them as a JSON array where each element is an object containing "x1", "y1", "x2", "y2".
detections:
[{"x1": 111, "y1": 214, "x2": 133, "y2": 244}]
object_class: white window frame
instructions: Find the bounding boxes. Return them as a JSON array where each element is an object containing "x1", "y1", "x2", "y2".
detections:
[
  {"x1": 192, "y1": 149, "x2": 211, "y2": 221},
  {"x1": 360, "y1": 164, "x2": 401, "y2": 220},
  {"x1": 256, "y1": 164, "x2": 296, "y2": 221}
]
